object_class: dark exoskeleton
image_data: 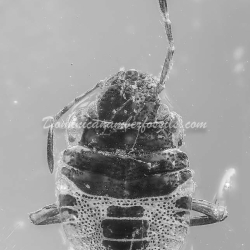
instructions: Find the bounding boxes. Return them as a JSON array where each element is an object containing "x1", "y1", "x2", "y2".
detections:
[{"x1": 29, "y1": 1, "x2": 228, "y2": 250}]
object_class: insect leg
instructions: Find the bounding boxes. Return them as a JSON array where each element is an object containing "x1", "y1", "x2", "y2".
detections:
[
  {"x1": 158, "y1": 0, "x2": 175, "y2": 92},
  {"x1": 29, "y1": 203, "x2": 61, "y2": 225},
  {"x1": 47, "y1": 82, "x2": 102, "y2": 173},
  {"x1": 190, "y1": 198, "x2": 228, "y2": 227}
]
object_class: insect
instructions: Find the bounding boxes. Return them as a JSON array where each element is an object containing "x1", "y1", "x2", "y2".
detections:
[{"x1": 29, "y1": 1, "x2": 228, "y2": 250}]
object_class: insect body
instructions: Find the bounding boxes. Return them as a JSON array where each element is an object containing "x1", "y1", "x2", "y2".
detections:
[{"x1": 29, "y1": 1, "x2": 228, "y2": 250}]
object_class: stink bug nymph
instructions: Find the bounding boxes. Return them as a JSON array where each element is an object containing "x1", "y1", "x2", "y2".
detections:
[{"x1": 29, "y1": 1, "x2": 228, "y2": 250}]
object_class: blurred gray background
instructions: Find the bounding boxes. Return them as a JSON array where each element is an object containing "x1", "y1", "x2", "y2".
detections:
[{"x1": 0, "y1": 0, "x2": 249, "y2": 249}]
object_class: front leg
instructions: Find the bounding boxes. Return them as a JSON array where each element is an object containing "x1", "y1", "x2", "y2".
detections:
[
  {"x1": 190, "y1": 198, "x2": 228, "y2": 227},
  {"x1": 29, "y1": 203, "x2": 61, "y2": 225}
]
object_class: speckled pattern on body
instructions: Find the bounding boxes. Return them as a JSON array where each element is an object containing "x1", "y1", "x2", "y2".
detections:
[{"x1": 55, "y1": 69, "x2": 194, "y2": 250}]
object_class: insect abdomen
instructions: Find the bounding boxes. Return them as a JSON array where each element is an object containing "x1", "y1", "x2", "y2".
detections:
[{"x1": 57, "y1": 144, "x2": 194, "y2": 250}]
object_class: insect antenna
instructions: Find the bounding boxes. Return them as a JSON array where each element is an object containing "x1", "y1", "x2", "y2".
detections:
[
  {"x1": 158, "y1": 0, "x2": 175, "y2": 93},
  {"x1": 47, "y1": 81, "x2": 103, "y2": 173}
]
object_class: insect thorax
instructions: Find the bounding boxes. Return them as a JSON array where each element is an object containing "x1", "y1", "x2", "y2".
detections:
[{"x1": 66, "y1": 69, "x2": 184, "y2": 154}]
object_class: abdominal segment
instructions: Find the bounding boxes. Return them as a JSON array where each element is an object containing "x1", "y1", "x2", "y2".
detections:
[{"x1": 61, "y1": 146, "x2": 192, "y2": 199}]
